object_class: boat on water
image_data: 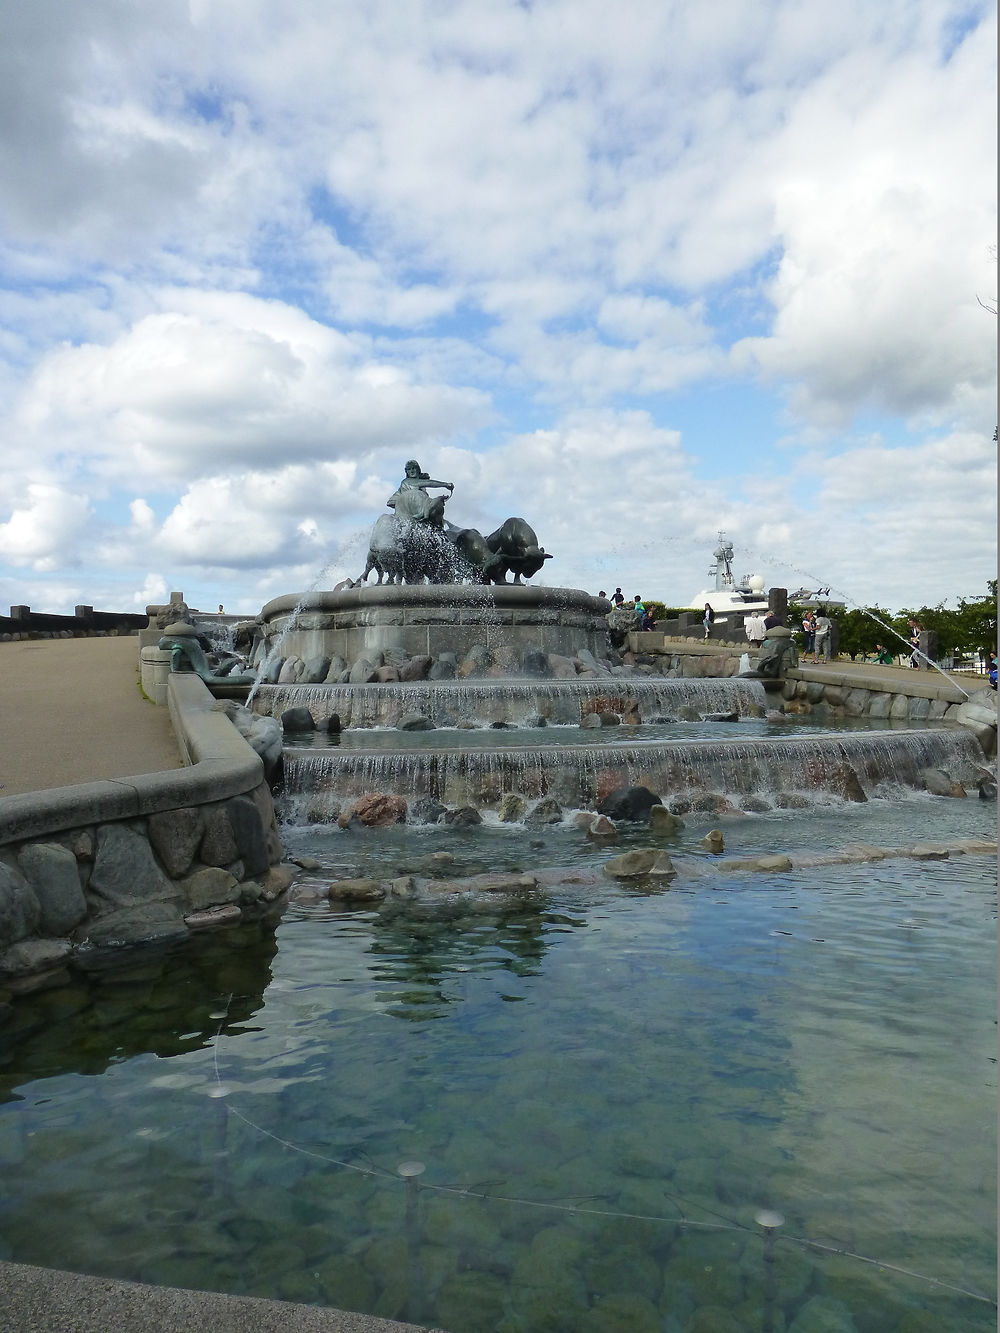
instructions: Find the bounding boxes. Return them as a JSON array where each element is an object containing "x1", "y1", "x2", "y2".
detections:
[{"x1": 687, "y1": 534, "x2": 845, "y2": 616}]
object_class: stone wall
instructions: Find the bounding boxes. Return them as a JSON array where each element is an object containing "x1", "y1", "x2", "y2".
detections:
[
  {"x1": 0, "y1": 604, "x2": 148, "y2": 640},
  {"x1": 0, "y1": 674, "x2": 291, "y2": 994}
]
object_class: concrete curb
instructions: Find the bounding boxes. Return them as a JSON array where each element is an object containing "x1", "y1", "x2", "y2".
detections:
[{"x1": 0, "y1": 1260, "x2": 439, "y2": 1333}]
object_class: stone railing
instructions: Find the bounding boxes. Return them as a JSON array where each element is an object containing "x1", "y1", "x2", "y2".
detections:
[
  {"x1": 0, "y1": 604, "x2": 149, "y2": 640},
  {"x1": 0, "y1": 674, "x2": 290, "y2": 993}
]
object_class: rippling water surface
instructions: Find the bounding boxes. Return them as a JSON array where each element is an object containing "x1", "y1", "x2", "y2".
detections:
[{"x1": 0, "y1": 798, "x2": 995, "y2": 1332}]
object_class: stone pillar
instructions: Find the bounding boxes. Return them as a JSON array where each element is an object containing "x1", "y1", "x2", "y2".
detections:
[
  {"x1": 677, "y1": 613, "x2": 692, "y2": 635},
  {"x1": 140, "y1": 646, "x2": 173, "y2": 706},
  {"x1": 918, "y1": 630, "x2": 938, "y2": 668},
  {"x1": 828, "y1": 618, "x2": 841, "y2": 660},
  {"x1": 768, "y1": 588, "x2": 788, "y2": 621}
]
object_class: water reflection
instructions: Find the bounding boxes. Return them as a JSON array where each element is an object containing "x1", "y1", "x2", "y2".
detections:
[
  {"x1": 0, "y1": 918, "x2": 279, "y2": 1102},
  {"x1": 363, "y1": 899, "x2": 572, "y2": 1019}
]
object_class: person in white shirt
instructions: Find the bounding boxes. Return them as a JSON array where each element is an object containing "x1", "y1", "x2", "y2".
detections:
[
  {"x1": 744, "y1": 610, "x2": 766, "y2": 646},
  {"x1": 813, "y1": 613, "x2": 832, "y2": 662}
]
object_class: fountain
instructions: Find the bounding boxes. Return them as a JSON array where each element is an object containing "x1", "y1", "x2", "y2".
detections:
[
  {"x1": 1, "y1": 460, "x2": 995, "y2": 1333},
  {"x1": 239, "y1": 463, "x2": 990, "y2": 824}
]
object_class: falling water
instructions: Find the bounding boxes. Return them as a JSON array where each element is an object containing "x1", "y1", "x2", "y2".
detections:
[
  {"x1": 246, "y1": 529, "x2": 368, "y2": 705},
  {"x1": 254, "y1": 676, "x2": 768, "y2": 728},
  {"x1": 280, "y1": 726, "x2": 984, "y2": 818}
]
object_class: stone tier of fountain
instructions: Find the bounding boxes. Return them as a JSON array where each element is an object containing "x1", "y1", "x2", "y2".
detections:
[
  {"x1": 257, "y1": 584, "x2": 610, "y2": 673},
  {"x1": 282, "y1": 726, "x2": 985, "y2": 819},
  {"x1": 252, "y1": 676, "x2": 768, "y2": 728}
]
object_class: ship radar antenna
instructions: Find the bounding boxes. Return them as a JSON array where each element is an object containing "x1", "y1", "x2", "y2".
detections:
[{"x1": 710, "y1": 532, "x2": 735, "y2": 590}]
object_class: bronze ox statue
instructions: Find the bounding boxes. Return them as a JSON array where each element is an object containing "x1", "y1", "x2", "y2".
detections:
[
  {"x1": 361, "y1": 514, "x2": 551, "y2": 586},
  {"x1": 358, "y1": 459, "x2": 552, "y2": 586}
]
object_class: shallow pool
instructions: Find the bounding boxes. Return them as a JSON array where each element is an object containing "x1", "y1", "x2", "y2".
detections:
[{"x1": 0, "y1": 792, "x2": 995, "y2": 1332}]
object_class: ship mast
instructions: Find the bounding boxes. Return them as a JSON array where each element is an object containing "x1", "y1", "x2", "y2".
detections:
[{"x1": 709, "y1": 533, "x2": 736, "y2": 592}]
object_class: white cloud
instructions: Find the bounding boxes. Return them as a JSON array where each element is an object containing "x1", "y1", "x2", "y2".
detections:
[
  {"x1": 0, "y1": 0, "x2": 993, "y2": 616},
  {"x1": 11, "y1": 291, "x2": 492, "y2": 485},
  {"x1": 0, "y1": 484, "x2": 93, "y2": 571},
  {"x1": 732, "y1": 16, "x2": 997, "y2": 428}
]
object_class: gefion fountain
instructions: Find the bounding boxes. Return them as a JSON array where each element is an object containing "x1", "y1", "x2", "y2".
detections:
[
  {"x1": 2, "y1": 459, "x2": 995, "y2": 1333},
  {"x1": 247, "y1": 459, "x2": 987, "y2": 822}
]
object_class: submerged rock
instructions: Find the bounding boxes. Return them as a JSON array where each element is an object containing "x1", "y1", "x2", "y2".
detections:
[
  {"x1": 603, "y1": 849, "x2": 675, "y2": 880},
  {"x1": 910, "y1": 843, "x2": 950, "y2": 860},
  {"x1": 280, "y1": 707, "x2": 315, "y2": 733},
  {"x1": 444, "y1": 805, "x2": 482, "y2": 826},
  {"x1": 718, "y1": 854, "x2": 793, "y2": 873},
  {"x1": 699, "y1": 830, "x2": 725, "y2": 854},
  {"x1": 597, "y1": 785, "x2": 663, "y2": 822},
  {"x1": 327, "y1": 878, "x2": 385, "y2": 902},
  {"x1": 338, "y1": 794, "x2": 408, "y2": 827},
  {"x1": 498, "y1": 793, "x2": 528, "y2": 823}
]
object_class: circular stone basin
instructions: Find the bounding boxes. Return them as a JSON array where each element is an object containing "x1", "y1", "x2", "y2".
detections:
[{"x1": 259, "y1": 584, "x2": 611, "y2": 666}]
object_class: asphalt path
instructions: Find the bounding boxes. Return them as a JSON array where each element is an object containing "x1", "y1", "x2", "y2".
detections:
[{"x1": 0, "y1": 636, "x2": 181, "y2": 798}]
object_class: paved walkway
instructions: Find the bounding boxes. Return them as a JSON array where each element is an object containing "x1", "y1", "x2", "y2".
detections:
[
  {"x1": 0, "y1": 636, "x2": 182, "y2": 797},
  {"x1": 0, "y1": 1261, "x2": 434, "y2": 1333}
]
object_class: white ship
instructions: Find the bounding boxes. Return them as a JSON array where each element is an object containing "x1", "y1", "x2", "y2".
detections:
[
  {"x1": 687, "y1": 535, "x2": 769, "y2": 615},
  {"x1": 688, "y1": 534, "x2": 846, "y2": 616}
]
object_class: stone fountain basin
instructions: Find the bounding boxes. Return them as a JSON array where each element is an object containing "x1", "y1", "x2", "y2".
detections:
[{"x1": 258, "y1": 583, "x2": 612, "y2": 665}]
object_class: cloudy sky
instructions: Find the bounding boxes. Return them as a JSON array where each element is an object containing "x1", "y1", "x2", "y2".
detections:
[{"x1": 0, "y1": 0, "x2": 995, "y2": 619}]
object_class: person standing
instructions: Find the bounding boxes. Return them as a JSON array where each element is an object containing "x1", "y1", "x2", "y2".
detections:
[
  {"x1": 908, "y1": 619, "x2": 922, "y2": 668},
  {"x1": 800, "y1": 610, "x2": 815, "y2": 658},
  {"x1": 702, "y1": 603, "x2": 715, "y2": 639},
  {"x1": 744, "y1": 609, "x2": 766, "y2": 647},
  {"x1": 813, "y1": 612, "x2": 832, "y2": 662},
  {"x1": 612, "y1": 588, "x2": 625, "y2": 606},
  {"x1": 633, "y1": 595, "x2": 646, "y2": 626}
]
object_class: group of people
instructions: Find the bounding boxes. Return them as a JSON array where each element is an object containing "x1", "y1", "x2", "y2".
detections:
[
  {"x1": 601, "y1": 588, "x2": 656, "y2": 630},
  {"x1": 798, "y1": 609, "x2": 835, "y2": 662}
]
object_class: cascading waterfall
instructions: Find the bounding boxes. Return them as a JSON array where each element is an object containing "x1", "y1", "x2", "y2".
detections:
[
  {"x1": 255, "y1": 675, "x2": 768, "y2": 728},
  {"x1": 281, "y1": 726, "x2": 985, "y2": 819}
]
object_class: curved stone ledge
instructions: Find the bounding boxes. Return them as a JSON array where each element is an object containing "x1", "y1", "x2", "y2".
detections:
[
  {"x1": 0, "y1": 674, "x2": 288, "y2": 987},
  {"x1": 259, "y1": 584, "x2": 611, "y2": 666},
  {"x1": 261, "y1": 584, "x2": 606, "y2": 617},
  {"x1": 0, "y1": 675, "x2": 263, "y2": 848}
]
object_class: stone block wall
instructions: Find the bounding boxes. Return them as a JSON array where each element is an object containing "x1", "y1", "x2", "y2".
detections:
[{"x1": 0, "y1": 675, "x2": 291, "y2": 993}]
